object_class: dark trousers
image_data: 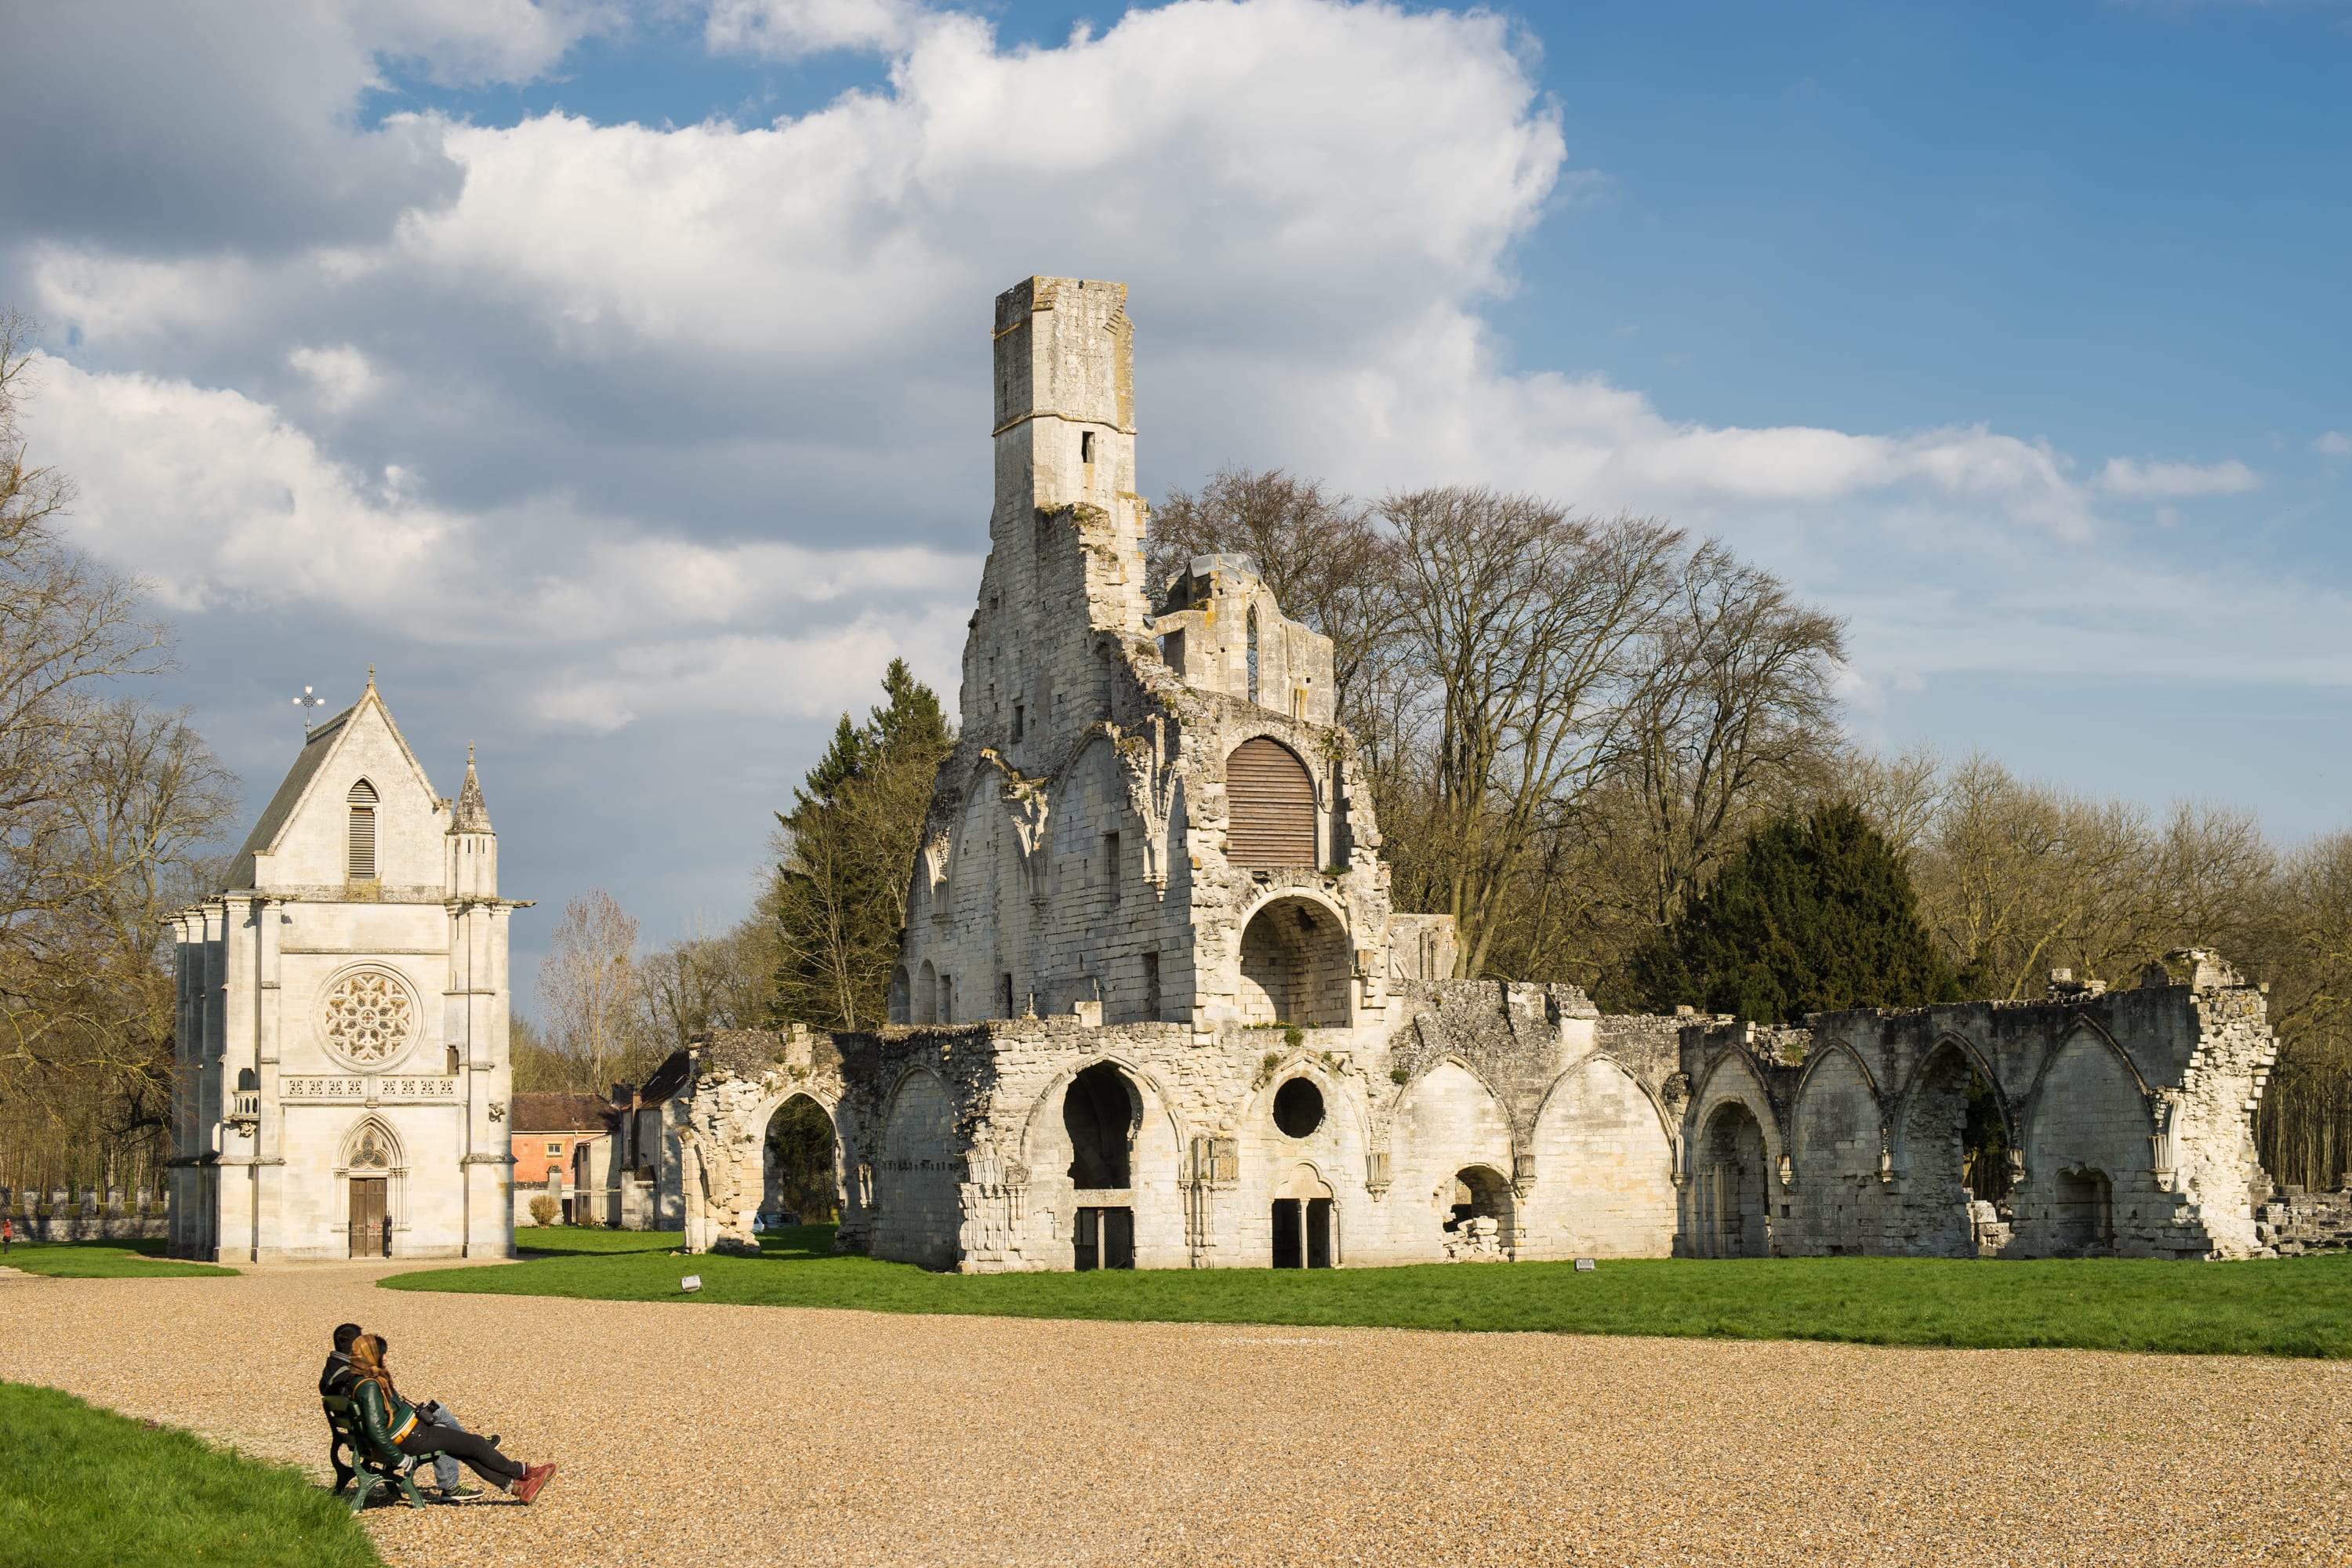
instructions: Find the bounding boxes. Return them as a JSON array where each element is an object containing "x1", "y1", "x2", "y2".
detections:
[{"x1": 397, "y1": 1424, "x2": 522, "y2": 1486}]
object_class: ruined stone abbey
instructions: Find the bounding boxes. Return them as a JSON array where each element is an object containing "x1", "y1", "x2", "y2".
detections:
[{"x1": 657, "y1": 276, "x2": 2282, "y2": 1270}]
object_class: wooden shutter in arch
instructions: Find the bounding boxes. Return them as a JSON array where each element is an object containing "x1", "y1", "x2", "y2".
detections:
[
  {"x1": 347, "y1": 779, "x2": 379, "y2": 880},
  {"x1": 1225, "y1": 739, "x2": 1316, "y2": 869}
]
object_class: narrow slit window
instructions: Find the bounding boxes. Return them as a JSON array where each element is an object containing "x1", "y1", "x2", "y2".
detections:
[
  {"x1": 1080, "y1": 430, "x2": 1095, "y2": 464},
  {"x1": 1102, "y1": 832, "x2": 1121, "y2": 906},
  {"x1": 1011, "y1": 703, "x2": 1025, "y2": 742},
  {"x1": 1246, "y1": 607, "x2": 1260, "y2": 705},
  {"x1": 347, "y1": 780, "x2": 379, "y2": 880}
]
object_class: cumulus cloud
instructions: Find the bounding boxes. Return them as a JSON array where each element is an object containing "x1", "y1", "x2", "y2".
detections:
[
  {"x1": 6, "y1": 0, "x2": 2338, "y2": 941},
  {"x1": 2317, "y1": 431, "x2": 2352, "y2": 458},
  {"x1": 2096, "y1": 456, "x2": 2262, "y2": 499},
  {"x1": 705, "y1": 0, "x2": 931, "y2": 57}
]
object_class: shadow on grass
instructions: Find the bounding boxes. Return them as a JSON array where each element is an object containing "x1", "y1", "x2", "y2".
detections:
[
  {"x1": 387, "y1": 1224, "x2": 2352, "y2": 1359},
  {"x1": 0, "y1": 1382, "x2": 379, "y2": 1568},
  {"x1": 3, "y1": 1238, "x2": 235, "y2": 1279}
]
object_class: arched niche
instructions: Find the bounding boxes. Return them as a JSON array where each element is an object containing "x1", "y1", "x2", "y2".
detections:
[
  {"x1": 1524, "y1": 1054, "x2": 1676, "y2": 1259},
  {"x1": 1787, "y1": 1046, "x2": 1882, "y2": 1256},
  {"x1": 1692, "y1": 1101, "x2": 1770, "y2": 1258},
  {"x1": 1237, "y1": 895, "x2": 1351, "y2": 1027}
]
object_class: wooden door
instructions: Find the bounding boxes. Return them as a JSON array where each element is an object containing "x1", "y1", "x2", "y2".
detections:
[{"x1": 349, "y1": 1178, "x2": 387, "y2": 1258}]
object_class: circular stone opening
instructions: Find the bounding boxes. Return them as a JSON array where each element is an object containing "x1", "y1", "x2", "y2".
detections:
[{"x1": 1272, "y1": 1077, "x2": 1325, "y2": 1139}]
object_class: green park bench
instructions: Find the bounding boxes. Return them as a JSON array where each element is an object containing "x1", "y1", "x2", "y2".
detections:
[{"x1": 321, "y1": 1394, "x2": 446, "y2": 1512}]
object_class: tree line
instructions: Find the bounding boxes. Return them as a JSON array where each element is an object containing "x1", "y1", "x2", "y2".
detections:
[{"x1": 0, "y1": 313, "x2": 240, "y2": 1203}]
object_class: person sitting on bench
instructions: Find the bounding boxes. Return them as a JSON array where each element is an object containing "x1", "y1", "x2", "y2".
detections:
[
  {"x1": 347, "y1": 1333, "x2": 557, "y2": 1504},
  {"x1": 321, "y1": 1323, "x2": 499, "y2": 1498}
]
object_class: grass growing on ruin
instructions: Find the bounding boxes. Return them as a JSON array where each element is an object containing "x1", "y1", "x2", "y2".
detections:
[
  {"x1": 383, "y1": 1225, "x2": 2352, "y2": 1358},
  {"x1": 2, "y1": 1238, "x2": 238, "y2": 1279},
  {"x1": 0, "y1": 1382, "x2": 382, "y2": 1568}
]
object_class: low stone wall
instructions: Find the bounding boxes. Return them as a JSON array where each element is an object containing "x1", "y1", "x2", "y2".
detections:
[{"x1": 2, "y1": 1187, "x2": 172, "y2": 1242}]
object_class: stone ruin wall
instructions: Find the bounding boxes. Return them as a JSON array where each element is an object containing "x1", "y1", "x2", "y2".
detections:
[{"x1": 1675, "y1": 951, "x2": 2279, "y2": 1261}]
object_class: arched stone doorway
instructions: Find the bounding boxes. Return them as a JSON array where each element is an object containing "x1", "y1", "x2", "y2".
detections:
[
  {"x1": 1272, "y1": 1162, "x2": 1334, "y2": 1269},
  {"x1": 1897, "y1": 1044, "x2": 2012, "y2": 1258},
  {"x1": 1693, "y1": 1103, "x2": 1770, "y2": 1258},
  {"x1": 1065, "y1": 1062, "x2": 1139, "y2": 1270},
  {"x1": 761, "y1": 1094, "x2": 839, "y2": 1226},
  {"x1": 1442, "y1": 1164, "x2": 1514, "y2": 1260},
  {"x1": 1237, "y1": 896, "x2": 1351, "y2": 1027}
]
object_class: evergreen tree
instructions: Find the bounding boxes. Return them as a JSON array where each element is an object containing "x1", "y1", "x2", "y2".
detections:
[
  {"x1": 1630, "y1": 800, "x2": 1956, "y2": 1023},
  {"x1": 769, "y1": 659, "x2": 953, "y2": 1031}
]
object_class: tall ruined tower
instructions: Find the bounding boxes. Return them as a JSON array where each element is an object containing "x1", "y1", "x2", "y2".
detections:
[{"x1": 893, "y1": 277, "x2": 1406, "y2": 1036}]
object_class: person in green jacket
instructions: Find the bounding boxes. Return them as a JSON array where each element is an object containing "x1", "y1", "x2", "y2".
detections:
[{"x1": 349, "y1": 1334, "x2": 557, "y2": 1504}]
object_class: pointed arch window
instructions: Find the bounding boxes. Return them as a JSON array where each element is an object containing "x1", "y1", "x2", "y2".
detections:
[{"x1": 347, "y1": 780, "x2": 379, "y2": 880}]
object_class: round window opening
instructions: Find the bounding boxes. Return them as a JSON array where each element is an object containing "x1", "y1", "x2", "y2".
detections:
[{"x1": 1272, "y1": 1076, "x2": 1325, "y2": 1139}]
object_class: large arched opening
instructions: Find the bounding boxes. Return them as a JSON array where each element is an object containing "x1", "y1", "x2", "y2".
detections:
[
  {"x1": 1237, "y1": 896, "x2": 1351, "y2": 1027},
  {"x1": 1896, "y1": 1044, "x2": 2012, "y2": 1258},
  {"x1": 761, "y1": 1094, "x2": 840, "y2": 1227},
  {"x1": 1693, "y1": 1102, "x2": 1770, "y2": 1258},
  {"x1": 1065, "y1": 1062, "x2": 1140, "y2": 1270}
]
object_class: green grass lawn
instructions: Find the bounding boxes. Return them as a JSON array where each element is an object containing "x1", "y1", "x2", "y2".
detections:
[
  {"x1": 0, "y1": 1382, "x2": 380, "y2": 1568},
  {"x1": 513, "y1": 1224, "x2": 692, "y2": 1257},
  {"x1": 384, "y1": 1223, "x2": 2352, "y2": 1358},
  {"x1": 2, "y1": 1237, "x2": 237, "y2": 1279}
]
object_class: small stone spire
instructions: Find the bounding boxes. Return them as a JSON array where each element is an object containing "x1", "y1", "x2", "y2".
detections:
[{"x1": 451, "y1": 742, "x2": 493, "y2": 834}]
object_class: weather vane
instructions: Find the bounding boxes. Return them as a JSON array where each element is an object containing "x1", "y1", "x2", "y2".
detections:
[{"x1": 293, "y1": 685, "x2": 325, "y2": 732}]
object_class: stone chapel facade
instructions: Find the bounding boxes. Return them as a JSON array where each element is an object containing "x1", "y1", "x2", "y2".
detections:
[
  {"x1": 655, "y1": 276, "x2": 2281, "y2": 1272},
  {"x1": 167, "y1": 679, "x2": 521, "y2": 1262}
]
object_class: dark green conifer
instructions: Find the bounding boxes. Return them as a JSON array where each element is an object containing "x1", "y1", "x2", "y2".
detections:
[{"x1": 1631, "y1": 800, "x2": 1956, "y2": 1023}]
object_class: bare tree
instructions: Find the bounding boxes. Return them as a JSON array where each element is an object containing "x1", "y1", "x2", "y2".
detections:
[
  {"x1": 535, "y1": 888, "x2": 645, "y2": 1095},
  {"x1": 0, "y1": 310, "x2": 238, "y2": 1199},
  {"x1": 1379, "y1": 488, "x2": 1683, "y2": 977},
  {"x1": 1616, "y1": 543, "x2": 1846, "y2": 928}
]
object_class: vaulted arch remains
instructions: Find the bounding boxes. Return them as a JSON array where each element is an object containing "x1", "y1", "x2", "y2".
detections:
[
  {"x1": 1786, "y1": 1047, "x2": 1884, "y2": 1255},
  {"x1": 870, "y1": 1070, "x2": 958, "y2": 1269},
  {"x1": 1523, "y1": 1054, "x2": 1676, "y2": 1259},
  {"x1": 2016, "y1": 1031, "x2": 2151, "y2": 1258},
  {"x1": 1387, "y1": 1061, "x2": 1515, "y2": 1260}
]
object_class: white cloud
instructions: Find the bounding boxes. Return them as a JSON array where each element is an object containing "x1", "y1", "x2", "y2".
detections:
[
  {"x1": 2096, "y1": 456, "x2": 2261, "y2": 499},
  {"x1": 705, "y1": 0, "x2": 930, "y2": 58},
  {"x1": 2316, "y1": 431, "x2": 2352, "y2": 458},
  {"x1": 359, "y1": 0, "x2": 617, "y2": 85},
  {"x1": 287, "y1": 345, "x2": 379, "y2": 412}
]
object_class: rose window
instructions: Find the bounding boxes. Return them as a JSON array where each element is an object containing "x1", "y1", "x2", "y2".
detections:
[{"x1": 321, "y1": 969, "x2": 417, "y2": 1069}]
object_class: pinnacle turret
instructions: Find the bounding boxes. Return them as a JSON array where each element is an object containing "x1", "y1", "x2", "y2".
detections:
[{"x1": 450, "y1": 742, "x2": 493, "y2": 834}]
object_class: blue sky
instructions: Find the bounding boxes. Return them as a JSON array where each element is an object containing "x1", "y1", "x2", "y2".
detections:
[{"x1": 4, "y1": 0, "x2": 2347, "y2": 1001}]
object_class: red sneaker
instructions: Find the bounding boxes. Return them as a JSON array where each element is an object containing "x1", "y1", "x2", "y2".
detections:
[{"x1": 512, "y1": 1463, "x2": 557, "y2": 1504}]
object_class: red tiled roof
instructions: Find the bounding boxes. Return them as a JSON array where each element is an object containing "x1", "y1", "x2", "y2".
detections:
[{"x1": 509, "y1": 1092, "x2": 614, "y2": 1133}]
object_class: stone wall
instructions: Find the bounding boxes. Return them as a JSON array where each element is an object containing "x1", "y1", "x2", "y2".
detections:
[
  {"x1": 1673, "y1": 952, "x2": 2278, "y2": 1260},
  {"x1": 2, "y1": 1188, "x2": 172, "y2": 1242}
]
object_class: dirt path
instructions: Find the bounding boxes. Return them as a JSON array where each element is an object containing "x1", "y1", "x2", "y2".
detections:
[{"x1": 2, "y1": 1262, "x2": 2347, "y2": 1566}]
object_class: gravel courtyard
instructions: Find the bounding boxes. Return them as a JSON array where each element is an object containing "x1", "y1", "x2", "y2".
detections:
[{"x1": 2, "y1": 1261, "x2": 2347, "y2": 1566}]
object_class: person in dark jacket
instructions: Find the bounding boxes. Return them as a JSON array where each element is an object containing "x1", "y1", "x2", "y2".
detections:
[
  {"x1": 320, "y1": 1322, "x2": 364, "y2": 1399},
  {"x1": 348, "y1": 1334, "x2": 555, "y2": 1504}
]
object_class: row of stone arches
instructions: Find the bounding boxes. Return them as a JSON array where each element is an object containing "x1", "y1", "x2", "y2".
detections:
[{"x1": 1686, "y1": 1027, "x2": 2156, "y2": 1259}]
